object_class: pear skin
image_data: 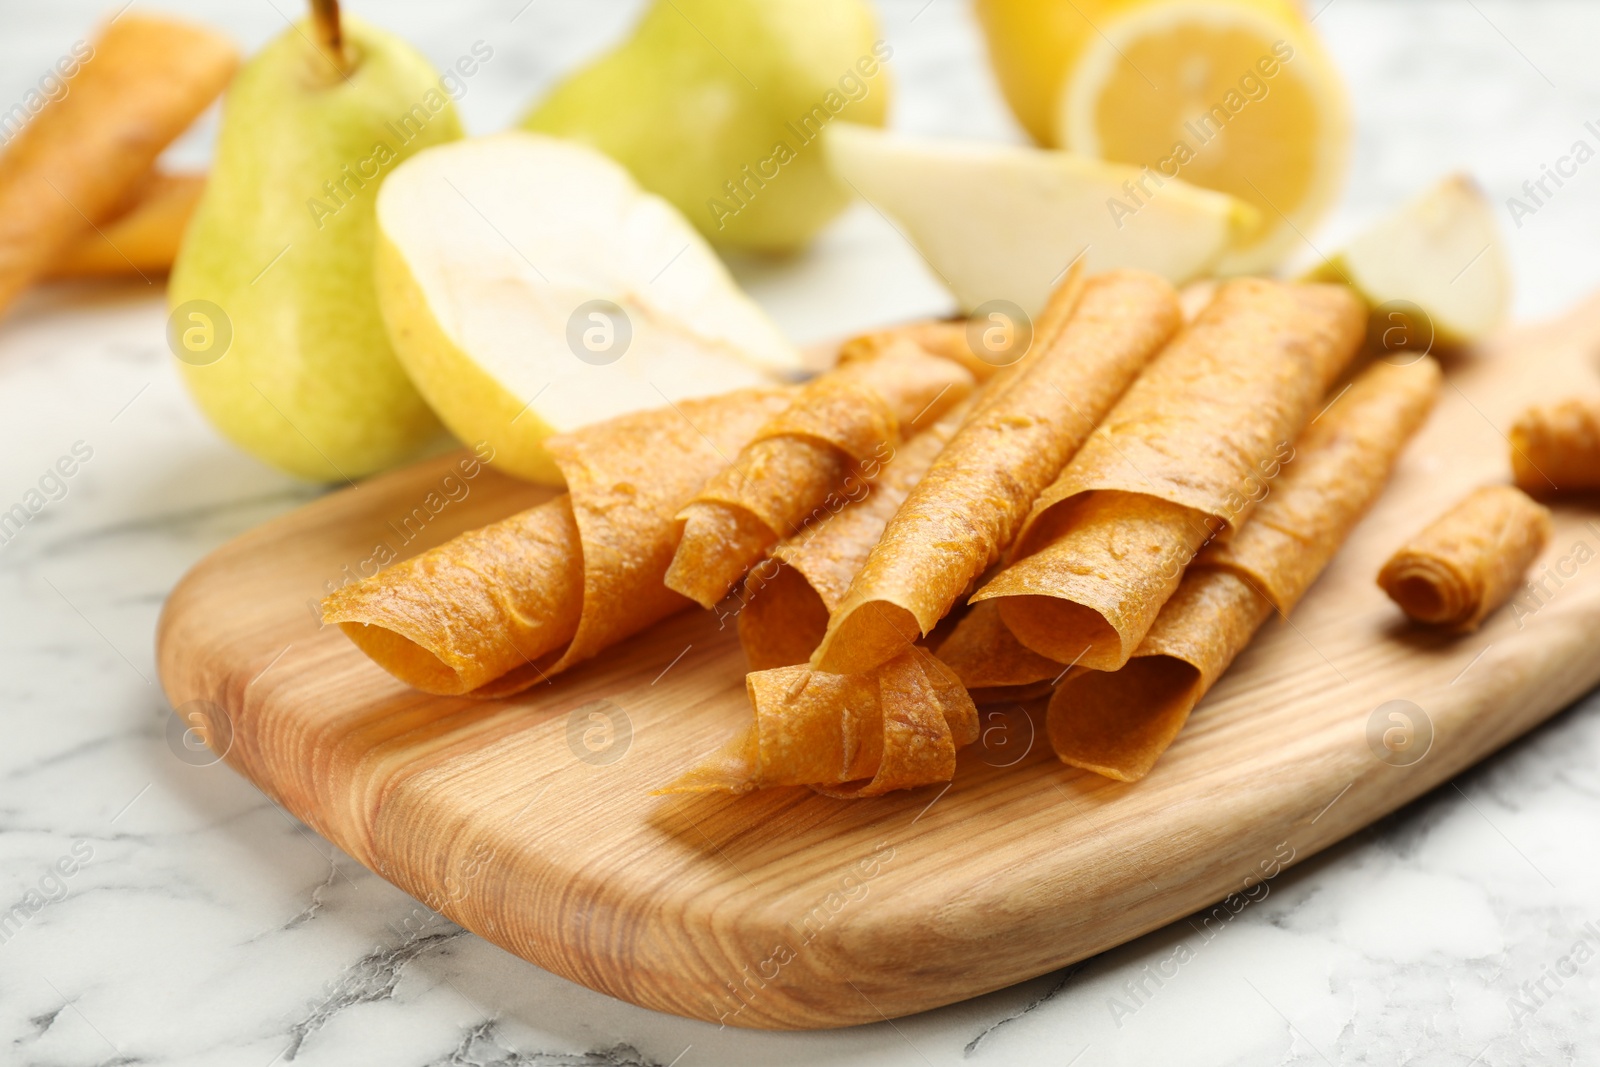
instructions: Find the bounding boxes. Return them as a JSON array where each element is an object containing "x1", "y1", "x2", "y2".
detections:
[
  {"x1": 524, "y1": 0, "x2": 889, "y2": 253},
  {"x1": 170, "y1": 15, "x2": 461, "y2": 481}
]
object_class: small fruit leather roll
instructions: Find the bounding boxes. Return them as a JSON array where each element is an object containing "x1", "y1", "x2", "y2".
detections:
[
  {"x1": 322, "y1": 388, "x2": 790, "y2": 697},
  {"x1": 1378, "y1": 484, "x2": 1551, "y2": 633},
  {"x1": 1510, "y1": 396, "x2": 1600, "y2": 494},
  {"x1": 664, "y1": 341, "x2": 974, "y2": 610},
  {"x1": 1050, "y1": 357, "x2": 1441, "y2": 782},
  {"x1": 811, "y1": 270, "x2": 1184, "y2": 676},
  {"x1": 662, "y1": 649, "x2": 978, "y2": 798},
  {"x1": 973, "y1": 278, "x2": 1366, "y2": 673},
  {"x1": 664, "y1": 408, "x2": 980, "y2": 797}
]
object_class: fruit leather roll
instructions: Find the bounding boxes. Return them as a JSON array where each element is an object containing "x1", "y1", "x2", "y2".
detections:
[
  {"x1": 322, "y1": 388, "x2": 790, "y2": 697},
  {"x1": 1510, "y1": 396, "x2": 1600, "y2": 494},
  {"x1": 736, "y1": 413, "x2": 964, "y2": 672},
  {"x1": 934, "y1": 599, "x2": 1063, "y2": 695},
  {"x1": 1048, "y1": 357, "x2": 1441, "y2": 781},
  {"x1": 837, "y1": 320, "x2": 997, "y2": 382},
  {"x1": 664, "y1": 342, "x2": 974, "y2": 610},
  {"x1": 811, "y1": 270, "x2": 1183, "y2": 676},
  {"x1": 1377, "y1": 484, "x2": 1550, "y2": 633},
  {"x1": 973, "y1": 278, "x2": 1366, "y2": 673},
  {"x1": 665, "y1": 411, "x2": 981, "y2": 797},
  {"x1": 661, "y1": 649, "x2": 978, "y2": 798}
]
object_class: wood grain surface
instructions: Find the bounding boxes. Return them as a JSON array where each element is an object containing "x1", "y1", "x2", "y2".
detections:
[{"x1": 156, "y1": 294, "x2": 1600, "y2": 1030}]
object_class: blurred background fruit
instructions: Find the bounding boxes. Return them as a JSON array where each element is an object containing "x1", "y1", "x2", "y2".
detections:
[
  {"x1": 975, "y1": 0, "x2": 1349, "y2": 273},
  {"x1": 1306, "y1": 174, "x2": 1510, "y2": 347},
  {"x1": 825, "y1": 122, "x2": 1256, "y2": 315},
  {"x1": 522, "y1": 0, "x2": 889, "y2": 254}
]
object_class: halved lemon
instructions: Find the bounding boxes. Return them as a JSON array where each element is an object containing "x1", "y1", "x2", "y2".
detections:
[
  {"x1": 1057, "y1": 0, "x2": 1350, "y2": 273},
  {"x1": 972, "y1": 0, "x2": 1303, "y2": 147}
]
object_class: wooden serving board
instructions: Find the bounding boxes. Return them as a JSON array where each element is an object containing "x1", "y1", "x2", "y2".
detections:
[{"x1": 157, "y1": 295, "x2": 1600, "y2": 1030}]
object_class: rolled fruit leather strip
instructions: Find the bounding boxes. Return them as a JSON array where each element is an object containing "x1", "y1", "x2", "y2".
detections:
[
  {"x1": 1509, "y1": 396, "x2": 1600, "y2": 494},
  {"x1": 0, "y1": 15, "x2": 239, "y2": 314},
  {"x1": 974, "y1": 279, "x2": 1366, "y2": 674},
  {"x1": 664, "y1": 408, "x2": 981, "y2": 797},
  {"x1": 321, "y1": 388, "x2": 790, "y2": 696},
  {"x1": 660, "y1": 648, "x2": 978, "y2": 798},
  {"x1": 811, "y1": 269, "x2": 1184, "y2": 677},
  {"x1": 1049, "y1": 357, "x2": 1443, "y2": 782},
  {"x1": 834, "y1": 267, "x2": 1089, "y2": 386},
  {"x1": 1377, "y1": 483, "x2": 1551, "y2": 633},
  {"x1": 736, "y1": 410, "x2": 966, "y2": 672},
  {"x1": 664, "y1": 341, "x2": 974, "y2": 610}
]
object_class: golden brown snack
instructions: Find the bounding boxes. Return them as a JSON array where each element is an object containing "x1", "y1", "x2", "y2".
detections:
[
  {"x1": 811, "y1": 270, "x2": 1183, "y2": 676},
  {"x1": 1205, "y1": 359, "x2": 1444, "y2": 612},
  {"x1": 1049, "y1": 572, "x2": 1273, "y2": 781},
  {"x1": 976, "y1": 279, "x2": 1366, "y2": 672},
  {"x1": 736, "y1": 417, "x2": 962, "y2": 671},
  {"x1": 0, "y1": 15, "x2": 238, "y2": 315},
  {"x1": 665, "y1": 344, "x2": 974, "y2": 609},
  {"x1": 324, "y1": 388, "x2": 790, "y2": 696},
  {"x1": 837, "y1": 320, "x2": 995, "y2": 381},
  {"x1": 660, "y1": 649, "x2": 978, "y2": 797},
  {"x1": 677, "y1": 409, "x2": 982, "y2": 797},
  {"x1": 1509, "y1": 396, "x2": 1600, "y2": 494},
  {"x1": 1049, "y1": 357, "x2": 1442, "y2": 781},
  {"x1": 47, "y1": 171, "x2": 205, "y2": 278},
  {"x1": 1377, "y1": 484, "x2": 1551, "y2": 632},
  {"x1": 327, "y1": 495, "x2": 584, "y2": 695},
  {"x1": 834, "y1": 263, "x2": 1088, "y2": 385},
  {"x1": 935, "y1": 599, "x2": 1070, "y2": 691}
]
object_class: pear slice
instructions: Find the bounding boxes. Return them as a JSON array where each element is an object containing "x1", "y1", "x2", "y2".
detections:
[
  {"x1": 823, "y1": 122, "x2": 1257, "y2": 317},
  {"x1": 1306, "y1": 174, "x2": 1511, "y2": 348},
  {"x1": 375, "y1": 132, "x2": 802, "y2": 484}
]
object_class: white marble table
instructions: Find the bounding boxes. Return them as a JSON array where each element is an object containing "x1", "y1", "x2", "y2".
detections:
[{"x1": 4, "y1": 2, "x2": 1600, "y2": 1064}]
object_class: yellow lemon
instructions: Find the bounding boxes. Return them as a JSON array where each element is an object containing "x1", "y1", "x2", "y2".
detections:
[
  {"x1": 1056, "y1": 0, "x2": 1350, "y2": 273},
  {"x1": 972, "y1": 0, "x2": 1303, "y2": 147}
]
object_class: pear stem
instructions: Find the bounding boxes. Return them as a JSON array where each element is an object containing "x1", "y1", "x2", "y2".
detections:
[{"x1": 309, "y1": 0, "x2": 348, "y2": 70}]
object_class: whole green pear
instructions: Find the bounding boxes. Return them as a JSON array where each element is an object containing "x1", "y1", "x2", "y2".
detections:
[
  {"x1": 170, "y1": 13, "x2": 461, "y2": 482},
  {"x1": 522, "y1": 0, "x2": 890, "y2": 254}
]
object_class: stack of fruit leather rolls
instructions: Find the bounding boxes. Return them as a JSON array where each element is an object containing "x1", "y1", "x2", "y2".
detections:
[
  {"x1": 809, "y1": 269, "x2": 1185, "y2": 676},
  {"x1": 667, "y1": 270, "x2": 1182, "y2": 796},
  {"x1": 1051, "y1": 357, "x2": 1443, "y2": 781},
  {"x1": 665, "y1": 403, "x2": 973, "y2": 797},
  {"x1": 968, "y1": 278, "x2": 1367, "y2": 672},
  {"x1": 323, "y1": 388, "x2": 790, "y2": 697}
]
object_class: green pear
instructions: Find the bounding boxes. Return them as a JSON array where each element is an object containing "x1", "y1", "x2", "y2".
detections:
[
  {"x1": 523, "y1": 0, "x2": 889, "y2": 253},
  {"x1": 169, "y1": 6, "x2": 461, "y2": 481}
]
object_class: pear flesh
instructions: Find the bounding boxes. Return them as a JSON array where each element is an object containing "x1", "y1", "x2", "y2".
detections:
[
  {"x1": 374, "y1": 132, "x2": 802, "y2": 485},
  {"x1": 824, "y1": 122, "x2": 1257, "y2": 317},
  {"x1": 170, "y1": 16, "x2": 462, "y2": 481},
  {"x1": 1307, "y1": 174, "x2": 1510, "y2": 347}
]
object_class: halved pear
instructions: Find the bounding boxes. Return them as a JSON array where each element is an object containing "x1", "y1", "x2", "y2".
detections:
[
  {"x1": 823, "y1": 122, "x2": 1257, "y2": 316},
  {"x1": 375, "y1": 132, "x2": 802, "y2": 484},
  {"x1": 1305, "y1": 174, "x2": 1510, "y2": 348}
]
